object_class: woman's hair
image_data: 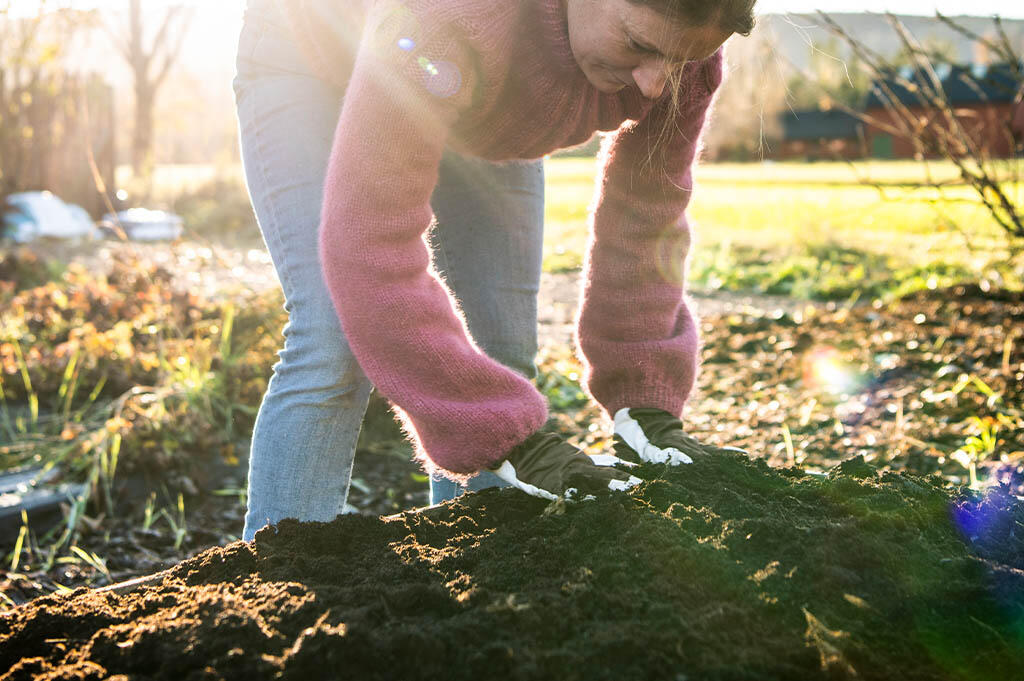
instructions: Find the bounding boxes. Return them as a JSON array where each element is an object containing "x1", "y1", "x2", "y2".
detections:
[
  {"x1": 623, "y1": 0, "x2": 757, "y2": 168},
  {"x1": 628, "y1": 0, "x2": 757, "y2": 36}
]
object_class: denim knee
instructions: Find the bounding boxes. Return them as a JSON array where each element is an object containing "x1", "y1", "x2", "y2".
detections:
[
  {"x1": 268, "y1": 307, "x2": 371, "y2": 406},
  {"x1": 472, "y1": 338, "x2": 539, "y2": 381}
]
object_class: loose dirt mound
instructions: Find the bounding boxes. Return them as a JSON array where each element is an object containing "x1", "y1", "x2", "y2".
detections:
[{"x1": 3, "y1": 452, "x2": 1022, "y2": 681}]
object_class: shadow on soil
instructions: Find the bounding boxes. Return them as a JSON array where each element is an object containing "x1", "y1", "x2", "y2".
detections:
[{"x1": 2, "y1": 451, "x2": 1022, "y2": 680}]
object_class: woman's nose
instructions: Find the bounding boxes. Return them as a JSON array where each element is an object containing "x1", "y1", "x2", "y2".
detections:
[{"x1": 631, "y1": 59, "x2": 669, "y2": 99}]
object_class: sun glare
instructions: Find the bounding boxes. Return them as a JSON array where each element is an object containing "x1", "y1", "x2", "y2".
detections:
[
  {"x1": 802, "y1": 346, "x2": 860, "y2": 395},
  {"x1": 4, "y1": 0, "x2": 240, "y2": 17}
]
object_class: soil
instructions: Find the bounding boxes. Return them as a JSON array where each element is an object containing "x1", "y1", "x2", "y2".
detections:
[
  {"x1": 2, "y1": 242, "x2": 1023, "y2": 678},
  {"x1": 2, "y1": 450, "x2": 1022, "y2": 680}
]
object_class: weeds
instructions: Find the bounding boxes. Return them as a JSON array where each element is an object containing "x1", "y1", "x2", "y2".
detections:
[
  {"x1": 687, "y1": 241, "x2": 1000, "y2": 301},
  {"x1": 535, "y1": 348, "x2": 588, "y2": 411},
  {"x1": 951, "y1": 416, "x2": 1005, "y2": 490},
  {"x1": 8, "y1": 511, "x2": 28, "y2": 572},
  {"x1": 0, "y1": 248, "x2": 281, "y2": 581},
  {"x1": 931, "y1": 374, "x2": 1020, "y2": 490},
  {"x1": 67, "y1": 545, "x2": 110, "y2": 583},
  {"x1": 142, "y1": 492, "x2": 157, "y2": 531},
  {"x1": 158, "y1": 493, "x2": 188, "y2": 551},
  {"x1": 211, "y1": 486, "x2": 247, "y2": 506}
]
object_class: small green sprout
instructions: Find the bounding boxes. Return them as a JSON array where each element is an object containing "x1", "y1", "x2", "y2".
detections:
[{"x1": 951, "y1": 415, "x2": 1008, "y2": 490}]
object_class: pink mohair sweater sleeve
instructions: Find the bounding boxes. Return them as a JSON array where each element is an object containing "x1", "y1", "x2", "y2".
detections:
[
  {"x1": 575, "y1": 49, "x2": 724, "y2": 419},
  {"x1": 318, "y1": 13, "x2": 548, "y2": 475}
]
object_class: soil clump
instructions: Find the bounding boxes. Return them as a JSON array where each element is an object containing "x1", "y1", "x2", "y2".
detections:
[{"x1": 3, "y1": 451, "x2": 1022, "y2": 680}]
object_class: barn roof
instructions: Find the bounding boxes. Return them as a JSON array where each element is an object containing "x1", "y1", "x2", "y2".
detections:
[
  {"x1": 780, "y1": 108, "x2": 863, "y2": 141},
  {"x1": 864, "y1": 62, "x2": 1022, "y2": 109}
]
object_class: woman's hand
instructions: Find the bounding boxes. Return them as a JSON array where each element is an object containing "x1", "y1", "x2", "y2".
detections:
[
  {"x1": 613, "y1": 408, "x2": 747, "y2": 466},
  {"x1": 489, "y1": 431, "x2": 642, "y2": 501}
]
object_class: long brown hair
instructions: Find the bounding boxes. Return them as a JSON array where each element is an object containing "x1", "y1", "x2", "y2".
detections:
[
  {"x1": 626, "y1": 0, "x2": 756, "y2": 164},
  {"x1": 628, "y1": 0, "x2": 757, "y2": 36}
]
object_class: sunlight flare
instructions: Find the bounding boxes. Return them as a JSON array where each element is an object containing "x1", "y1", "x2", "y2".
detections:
[{"x1": 802, "y1": 346, "x2": 860, "y2": 395}]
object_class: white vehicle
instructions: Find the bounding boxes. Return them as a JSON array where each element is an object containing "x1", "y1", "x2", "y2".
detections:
[
  {"x1": 99, "y1": 208, "x2": 185, "y2": 242},
  {"x1": 2, "y1": 191, "x2": 99, "y2": 243}
]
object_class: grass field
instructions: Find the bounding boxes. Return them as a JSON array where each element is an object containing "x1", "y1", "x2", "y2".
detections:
[
  {"x1": 128, "y1": 158, "x2": 1022, "y2": 298},
  {"x1": 544, "y1": 158, "x2": 1023, "y2": 297}
]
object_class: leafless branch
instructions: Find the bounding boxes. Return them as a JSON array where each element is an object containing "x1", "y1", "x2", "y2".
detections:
[
  {"x1": 153, "y1": 7, "x2": 194, "y2": 89},
  {"x1": 810, "y1": 11, "x2": 1023, "y2": 248}
]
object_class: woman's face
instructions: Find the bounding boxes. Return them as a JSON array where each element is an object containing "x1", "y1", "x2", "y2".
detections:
[{"x1": 564, "y1": 0, "x2": 732, "y2": 99}]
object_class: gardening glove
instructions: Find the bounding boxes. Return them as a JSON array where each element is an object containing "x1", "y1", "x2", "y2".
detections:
[
  {"x1": 613, "y1": 407, "x2": 747, "y2": 466},
  {"x1": 489, "y1": 430, "x2": 643, "y2": 501}
]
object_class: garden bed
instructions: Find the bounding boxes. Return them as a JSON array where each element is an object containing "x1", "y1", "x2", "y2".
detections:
[{"x1": 3, "y1": 450, "x2": 1021, "y2": 680}]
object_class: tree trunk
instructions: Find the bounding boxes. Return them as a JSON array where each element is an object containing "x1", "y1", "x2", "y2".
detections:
[
  {"x1": 132, "y1": 81, "x2": 155, "y2": 186},
  {"x1": 120, "y1": 0, "x2": 192, "y2": 195}
]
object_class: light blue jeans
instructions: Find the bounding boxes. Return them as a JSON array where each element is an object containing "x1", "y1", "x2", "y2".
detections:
[{"x1": 234, "y1": 0, "x2": 544, "y2": 541}]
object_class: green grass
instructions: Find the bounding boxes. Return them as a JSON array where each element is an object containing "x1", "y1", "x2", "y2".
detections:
[
  {"x1": 128, "y1": 159, "x2": 1023, "y2": 297},
  {"x1": 693, "y1": 159, "x2": 1022, "y2": 186},
  {"x1": 543, "y1": 157, "x2": 1023, "y2": 298},
  {"x1": 121, "y1": 159, "x2": 1022, "y2": 297}
]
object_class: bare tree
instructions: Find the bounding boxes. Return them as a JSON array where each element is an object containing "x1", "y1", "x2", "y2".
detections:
[
  {"x1": 109, "y1": 0, "x2": 194, "y2": 186},
  {"x1": 811, "y1": 12, "x2": 1023, "y2": 251},
  {"x1": 1, "y1": 0, "x2": 53, "y2": 198},
  {"x1": 0, "y1": 1, "x2": 106, "y2": 208}
]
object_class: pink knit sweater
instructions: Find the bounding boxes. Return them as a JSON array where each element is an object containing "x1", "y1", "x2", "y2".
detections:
[{"x1": 280, "y1": 0, "x2": 722, "y2": 475}]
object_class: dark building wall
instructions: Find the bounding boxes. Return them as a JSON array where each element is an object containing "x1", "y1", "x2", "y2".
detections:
[
  {"x1": 1013, "y1": 101, "x2": 1024, "y2": 142},
  {"x1": 775, "y1": 138, "x2": 864, "y2": 161},
  {"x1": 864, "y1": 102, "x2": 1016, "y2": 159}
]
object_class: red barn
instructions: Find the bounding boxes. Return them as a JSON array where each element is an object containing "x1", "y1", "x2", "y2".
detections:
[
  {"x1": 863, "y1": 63, "x2": 1023, "y2": 159},
  {"x1": 1013, "y1": 99, "x2": 1024, "y2": 144}
]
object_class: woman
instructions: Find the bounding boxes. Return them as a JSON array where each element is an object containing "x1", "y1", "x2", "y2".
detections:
[{"x1": 234, "y1": 0, "x2": 755, "y2": 541}]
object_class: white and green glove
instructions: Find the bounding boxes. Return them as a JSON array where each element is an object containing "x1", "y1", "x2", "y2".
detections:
[
  {"x1": 490, "y1": 430, "x2": 642, "y2": 501},
  {"x1": 613, "y1": 407, "x2": 747, "y2": 466}
]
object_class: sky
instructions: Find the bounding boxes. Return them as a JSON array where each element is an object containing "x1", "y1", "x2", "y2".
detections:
[
  {"x1": 6, "y1": 0, "x2": 1022, "y2": 80},
  {"x1": 758, "y1": 0, "x2": 1024, "y2": 17},
  {"x1": 6, "y1": 0, "x2": 1024, "y2": 19}
]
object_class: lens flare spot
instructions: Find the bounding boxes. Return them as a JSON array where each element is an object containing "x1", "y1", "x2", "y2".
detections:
[
  {"x1": 802, "y1": 346, "x2": 859, "y2": 394},
  {"x1": 417, "y1": 56, "x2": 439, "y2": 76},
  {"x1": 421, "y1": 60, "x2": 462, "y2": 98},
  {"x1": 949, "y1": 490, "x2": 1016, "y2": 546},
  {"x1": 373, "y1": 4, "x2": 422, "y2": 51}
]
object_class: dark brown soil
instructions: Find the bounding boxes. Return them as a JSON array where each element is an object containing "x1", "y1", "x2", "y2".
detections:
[
  {"x1": 3, "y1": 451, "x2": 1021, "y2": 681},
  {"x1": 2, "y1": 245, "x2": 1022, "y2": 678}
]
